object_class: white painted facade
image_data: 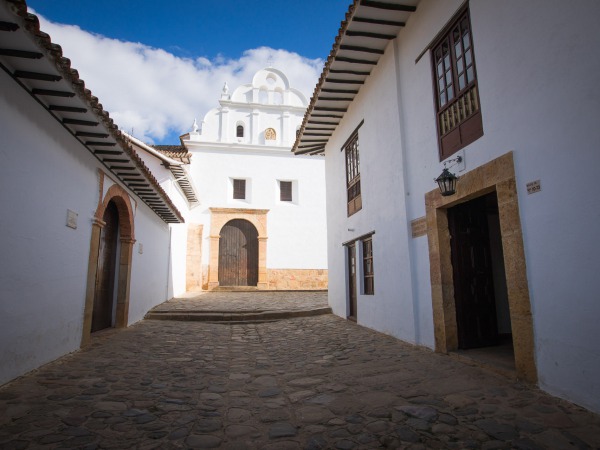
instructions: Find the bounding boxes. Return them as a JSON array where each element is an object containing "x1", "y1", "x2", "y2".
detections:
[
  {"x1": 182, "y1": 68, "x2": 327, "y2": 286},
  {"x1": 0, "y1": 66, "x2": 179, "y2": 385},
  {"x1": 318, "y1": 0, "x2": 600, "y2": 413}
]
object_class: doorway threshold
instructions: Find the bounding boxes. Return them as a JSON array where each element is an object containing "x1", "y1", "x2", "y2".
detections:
[{"x1": 451, "y1": 341, "x2": 516, "y2": 380}]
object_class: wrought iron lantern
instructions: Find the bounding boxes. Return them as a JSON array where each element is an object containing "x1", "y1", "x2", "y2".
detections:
[{"x1": 434, "y1": 155, "x2": 462, "y2": 196}]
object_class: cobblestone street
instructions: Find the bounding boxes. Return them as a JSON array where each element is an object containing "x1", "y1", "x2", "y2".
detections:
[{"x1": 1, "y1": 292, "x2": 599, "y2": 449}]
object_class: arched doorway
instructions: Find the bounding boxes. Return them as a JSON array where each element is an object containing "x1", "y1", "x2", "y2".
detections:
[
  {"x1": 218, "y1": 219, "x2": 259, "y2": 286},
  {"x1": 92, "y1": 200, "x2": 119, "y2": 332}
]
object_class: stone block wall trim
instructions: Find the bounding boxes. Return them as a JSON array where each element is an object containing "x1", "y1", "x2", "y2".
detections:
[
  {"x1": 267, "y1": 269, "x2": 329, "y2": 290},
  {"x1": 425, "y1": 151, "x2": 538, "y2": 384},
  {"x1": 186, "y1": 224, "x2": 204, "y2": 292}
]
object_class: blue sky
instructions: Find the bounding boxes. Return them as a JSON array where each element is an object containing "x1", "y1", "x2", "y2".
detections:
[
  {"x1": 25, "y1": 1, "x2": 350, "y2": 144},
  {"x1": 28, "y1": 1, "x2": 349, "y2": 60}
]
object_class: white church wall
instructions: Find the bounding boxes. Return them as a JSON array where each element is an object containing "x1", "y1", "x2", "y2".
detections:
[{"x1": 187, "y1": 148, "x2": 327, "y2": 272}]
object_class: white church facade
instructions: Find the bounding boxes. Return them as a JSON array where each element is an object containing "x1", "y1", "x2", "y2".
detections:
[
  {"x1": 156, "y1": 68, "x2": 329, "y2": 291},
  {"x1": 294, "y1": 0, "x2": 600, "y2": 414}
]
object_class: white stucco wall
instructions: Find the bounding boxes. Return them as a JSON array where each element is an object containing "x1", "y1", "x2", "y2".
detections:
[
  {"x1": 185, "y1": 147, "x2": 327, "y2": 270},
  {"x1": 0, "y1": 68, "x2": 175, "y2": 385},
  {"x1": 323, "y1": 0, "x2": 600, "y2": 412}
]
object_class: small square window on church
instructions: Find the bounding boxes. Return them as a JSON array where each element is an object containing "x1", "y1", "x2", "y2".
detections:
[
  {"x1": 236, "y1": 125, "x2": 244, "y2": 138},
  {"x1": 280, "y1": 181, "x2": 292, "y2": 202},
  {"x1": 233, "y1": 179, "x2": 246, "y2": 199}
]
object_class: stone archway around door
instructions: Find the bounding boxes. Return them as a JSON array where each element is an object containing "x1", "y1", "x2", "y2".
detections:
[
  {"x1": 82, "y1": 181, "x2": 135, "y2": 346},
  {"x1": 207, "y1": 207, "x2": 269, "y2": 290}
]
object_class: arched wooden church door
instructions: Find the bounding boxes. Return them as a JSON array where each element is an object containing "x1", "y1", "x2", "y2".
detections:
[
  {"x1": 92, "y1": 200, "x2": 119, "y2": 332},
  {"x1": 218, "y1": 219, "x2": 258, "y2": 286}
]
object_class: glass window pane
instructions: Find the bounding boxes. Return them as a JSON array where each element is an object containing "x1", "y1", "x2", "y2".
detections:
[
  {"x1": 439, "y1": 78, "x2": 445, "y2": 92},
  {"x1": 467, "y1": 66, "x2": 474, "y2": 82},
  {"x1": 440, "y1": 92, "x2": 447, "y2": 106},
  {"x1": 444, "y1": 55, "x2": 450, "y2": 70},
  {"x1": 445, "y1": 71, "x2": 452, "y2": 86},
  {"x1": 455, "y1": 42, "x2": 462, "y2": 58},
  {"x1": 456, "y1": 56, "x2": 464, "y2": 72},
  {"x1": 459, "y1": 74, "x2": 465, "y2": 90},
  {"x1": 447, "y1": 86, "x2": 454, "y2": 101},
  {"x1": 463, "y1": 32, "x2": 470, "y2": 50},
  {"x1": 465, "y1": 50, "x2": 472, "y2": 67},
  {"x1": 437, "y1": 62, "x2": 444, "y2": 77}
]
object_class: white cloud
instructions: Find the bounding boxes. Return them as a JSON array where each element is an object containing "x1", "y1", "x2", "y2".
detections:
[{"x1": 34, "y1": 14, "x2": 323, "y2": 144}]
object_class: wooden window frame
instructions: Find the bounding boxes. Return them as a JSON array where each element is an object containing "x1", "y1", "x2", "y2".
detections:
[
  {"x1": 280, "y1": 181, "x2": 293, "y2": 202},
  {"x1": 343, "y1": 122, "x2": 363, "y2": 217},
  {"x1": 233, "y1": 179, "x2": 246, "y2": 200},
  {"x1": 362, "y1": 237, "x2": 374, "y2": 295},
  {"x1": 431, "y1": 5, "x2": 483, "y2": 160}
]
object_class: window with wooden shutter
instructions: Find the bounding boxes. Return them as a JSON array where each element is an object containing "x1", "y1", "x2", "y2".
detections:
[
  {"x1": 236, "y1": 125, "x2": 244, "y2": 138},
  {"x1": 280, "y1": 181, "x2": 292, "y2": 202},
  {"x1": 233, "y1": 179, "x2": 246, "y2": 200},
  {"x1": 362, "y1": 237, "x2": 374, "y2": 295},
  {"x1": 344, "y1": 131, "x2": 362, "y2": 216},
  {"x1": 431, "y1": 6, "x2": 483, "y2": 160}
]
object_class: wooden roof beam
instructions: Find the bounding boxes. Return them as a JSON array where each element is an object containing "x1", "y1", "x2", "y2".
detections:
[
  {"x1": 76, "y1": 131, "x2": 109, "y2": 138},
  {"x1": 14, "y1": 70, "x2": 62, "y2": 82},
  {"x1": 360, "y1": 1, "x2": 416, "y2": 12},
  {"x1": 352, "y1": 17, "x2": 406, "y2": 27},
  {"x1": 0, "y1": 21, "x2": 19, "y2": 32},
  {"x1": 334, "y1": 56, "x2": 378, "y2": 65},
  {"x1": 325, "y1": 78, "x2": 365, "y2": 84},
  {"x1": 340, "y1": 45, "x2": 385, "y2": 55},
  {"x1": 63, "y1": 118, "x2": 99, "y2": 126},
  {"x1": 345, "y1": 30, "x2": 398, "y2": 39},
  {"x1": 32, "y1": 88, "x2": 74, "y2": 97},
  {"x1": 0, "y1": 48, "x2": 42, "y2": 59},
  {"x1": 49, "y1": 105, "x2": 87, "y2": 113},
  {"x1": 329, "y1": 69, "x2": 371, "y2": 76},
  {"x1": 321, "y1": 88, "x2": 359, "y2": 94}
]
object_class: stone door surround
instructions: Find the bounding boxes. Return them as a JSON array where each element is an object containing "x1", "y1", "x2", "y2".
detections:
[
  {"x1": 82, "y1": 175, "x2": 135, "y2": 346},
  {"x1": 208, "y1": 207, "x2": 269, "y2": 290},
  {"x1": 425, "y1": 152, "x2": 537, "y2": 383}
]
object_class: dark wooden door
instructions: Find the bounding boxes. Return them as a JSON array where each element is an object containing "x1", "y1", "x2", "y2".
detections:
[
  {"x1": 347, "y1": 243, "x2": 357, "y2": 320},
  {"x1": 219, "y1": 219, "x2": 258, "y2": 286},
  {"x1": 448, "y1": 193, "x2": 499, "y2": 348},
  {"x1": 92, "y1": 201, "x2": 119, "y2": 332}
]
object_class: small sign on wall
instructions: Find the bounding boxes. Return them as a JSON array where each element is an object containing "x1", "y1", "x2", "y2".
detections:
[
  {"x1": 526, "y1": 180, "x2": 542, "y2": 195},
  {"x1": 411, "y1": 217, "x2": 427, "y2": 238},
  {"x1": 138, "y1": 243, "x2": 144, "y2": 254},
  {"x1": 66, "y1": 209, "x2": 78, "y2": 229}
]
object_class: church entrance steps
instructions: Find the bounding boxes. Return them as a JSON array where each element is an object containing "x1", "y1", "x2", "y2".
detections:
[
  {"x1": 145, "y1": 307, "x2": 332, "y2": 323},
  {"x1": 145, "y1": 290, "x2": 331, "y2": 323}
]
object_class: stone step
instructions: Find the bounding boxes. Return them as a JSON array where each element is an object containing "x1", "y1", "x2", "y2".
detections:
[{"x1": 145, "y1": 307, "x2": 332, "y2": 323}]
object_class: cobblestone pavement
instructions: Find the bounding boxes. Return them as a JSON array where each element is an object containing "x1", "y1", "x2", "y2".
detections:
[
  {"x1": 152, "y1": 291, "x2": 329, "y2": 313},
  {"x1": 2, "y1": 314, "x2": 600, "y2": 449}
]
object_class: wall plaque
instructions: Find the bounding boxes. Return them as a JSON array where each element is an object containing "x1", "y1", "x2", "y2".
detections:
[{"x1": 411, "y1": 217, "x2": 427, "y2": 238}]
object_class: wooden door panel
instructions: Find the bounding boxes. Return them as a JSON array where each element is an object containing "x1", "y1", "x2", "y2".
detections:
[
  {"x1": 348, "y1": 244, "x2": 357, "y2": 320},
  {"x1": 449, "y1": 194, "x2": 499, "y2": 348},
  {"x1": 219, "y1": 219, "x2": 258, "y2": 286},
  {"x1": 92, "y1": 201, "x2": 119, "y2": 332}
]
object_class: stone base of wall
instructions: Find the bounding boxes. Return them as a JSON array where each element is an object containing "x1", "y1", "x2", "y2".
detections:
[{"x1": 267, "y1": 269, "x2": 328, "y2": 290}]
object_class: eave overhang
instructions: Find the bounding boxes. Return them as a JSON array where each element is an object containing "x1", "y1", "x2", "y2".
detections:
[
  {"x1": 292, "y1": 0, "x2": 419, "y2": 155},
  {"x1": 0, "y1": 0, "x2": 184, "y2": 223}
]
